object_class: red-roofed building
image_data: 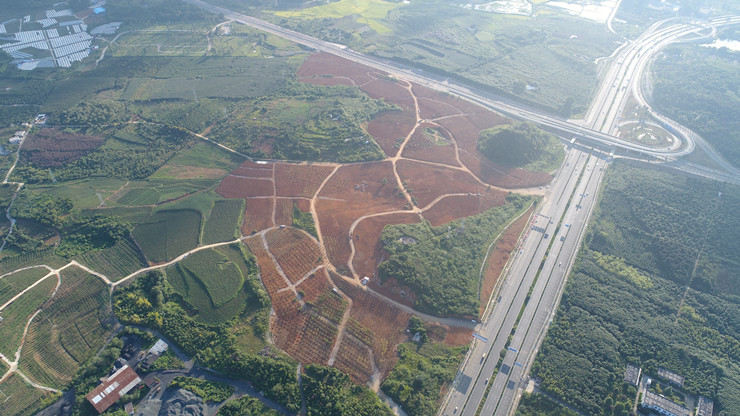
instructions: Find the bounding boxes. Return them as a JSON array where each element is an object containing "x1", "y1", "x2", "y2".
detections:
[{"x1": 85, "y1": 365, "x2": 141, "y2": 414}]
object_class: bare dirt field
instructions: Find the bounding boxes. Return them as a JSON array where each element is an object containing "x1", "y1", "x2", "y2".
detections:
[
  {"x1": 423, "y1": 191, "x2": 508, "y2": 227},
  {"x1": 351, "y1": 212, "x2": 421, "y2": 281},
  {"x1": 400, "y1": 122, "x2": 459, "y2": 166},
  {"x1": 316, "y1": 161, "x2": 406, "y2": 268},
  {"x1": 275, "y1": 163, "x2": 335, "y2": 198},
  {"x1": 397, "y1": 159, "x2": 485, "y2": 207}
]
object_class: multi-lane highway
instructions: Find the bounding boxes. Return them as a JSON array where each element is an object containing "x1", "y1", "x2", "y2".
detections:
[
  {"x1": 176, "y1": 2, "x2": 740, "y2": 415},
  {"x1": 183, "y1": 0, "x2": 740, "y2": 169},
  {"x1": 439, "y1": 146, "x2": 602, "y2": 416}
]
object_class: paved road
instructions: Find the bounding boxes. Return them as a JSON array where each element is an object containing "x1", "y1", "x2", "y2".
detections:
[
  {"x1": 480, "y1": 154, "x2": 606, "y2": 416},
  {"x1": 439, "y1": 145, "x2": 599, "y2": 416},
  {"x1": 182, "y1": 0, "x2": 739, "y2": 164}
]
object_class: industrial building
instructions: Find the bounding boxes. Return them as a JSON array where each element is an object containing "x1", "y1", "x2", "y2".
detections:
[
  {"x1": 85, "y1": 365, "x2": 141, "y2": 414},
  {"x1": 641, "y1": 391, "x2": 690, "y2": 416}
]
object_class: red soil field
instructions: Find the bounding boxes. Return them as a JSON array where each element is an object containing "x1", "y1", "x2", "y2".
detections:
[
  {"x1": 22, "y1": 128, "x2": 103, "y2": 168},
  {"x1": 276, "y1": 311, "x2": 337, "y2": 366},
  {"x1": 361, "y1": 77, "x2": 413, "y2": 105},
  {"x1": 229, "y1": 161, "x2": 274, "y2": 178},
  {"x1": 296, "y1": 268, "x2": 331, "y2": 303},
  {"x1": 441, "y1": 325, "x2": 475, "y2": 347},
  {"x1": 366, "y1": 109, "x2": 416, "y2": 158},
  {"x1": 434, "y1": 114, "x2": 493, "y2": 156},
  {"x1": 416, "y1": 96, "x2": 463, "y2": 120},
  {"x1": 297, "y1": 52, "x2": 374, "y2": 86},
  {"x1": 216, "y1": 176, "x2": 274, "y2": 198},
  {"x1": 298, "y1": 53, "x2": 418, "y2": 158},
  {"x1": 334, "y1": 333, "x2": 374, "y2": 384},
  {"x1": 265, "y1": 228, "x2": 322, "y2": 284},
  {"x1": 331, "y1": 272, "x2": 411, "y2": 378},
  {"x1": 274, "y1": 198, "x2": 294, "y2": 227},
  {"x1": 400, "y1": 123, "x2": 459, "y2": 166},
  {"x1": 275, "y1": 163, "x2": 335, "y2": 198},
  {"x1": 241, "y1": 198, "x2": 274, "y2": 234},
  {"x1": 244, "y1": 237, "x2": 287, "y2": 295},
  {"x1": 422, "y1": 190, "x2": 508, "y2": 227},
  {"x1": 298, "y1": 76, "x2": 355, "y2": 87},
  {"x1": 478, "y1": 205, "x2": 534, "y2": 316},
  {"x1": 351, "y1": 212, "x2": 420, "y2": 280},
  {"x1": 396, "y1": 159, "x2": 485, "y2": 207},
  {"x1": 316, "y1": 161, "x2": 407, "y2": 268}
]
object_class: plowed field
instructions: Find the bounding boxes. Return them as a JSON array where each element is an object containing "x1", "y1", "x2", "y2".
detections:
[
  {"x1": 423, "y1": 191, "x2": 508, "y2": 227},
  {"x1": 317, "y1": 161, "x2": 406, "y2": 268},
  {"x1": 397, "y1": 159, "x2": 485, "y2": 207},
  {"x1": 265, "y1": 228, "x2": 321, "y2": 284},
  {"x1": 275, "y1": 163, "x2": 335, "y2": 198},
  {"x1": 401, "y1": 123, "x2": 459, "y2": 166}
]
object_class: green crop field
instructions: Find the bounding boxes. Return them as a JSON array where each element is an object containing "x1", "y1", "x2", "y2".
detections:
[
  {"x1": 150, "y1": 142, "x2": 245, "y2": 180},
  {"x1": 275, "y1": 0, "x2": 404, "y2": 33},
  {"x1": 19, "y1": 266, "x2": 112, "y2": 389},
  {"x1": 182, "y1": 249, "x2": 245, "y2": 307},
  {"x1": 163, "y1": 244, "x2": 267, "y2": 326},
  {"x1": 28, "y1": 178, "x2": 127, "y2": 210},
  {"x1": 203, "y1": 199, "x2": 244, "y2": 244},
  {"x1": 75, "y1": 236, "x2": 147, "y2": 282},
  {"x1": 132, "y1": 209, "x2": 202, "y2": 262},
  {"x1": 0, "y1": 373, "x2": 57, "y2": 416},
  {"x1": 0, "y1": 275, "x2": 56, "y2": 358},
  {"x1": 115, "y1": 179, "x2": 216, "y2": 206},
  {"x1": 0, "y1": 267, "x2": 49, "y2": 306},
  {"x1": 529, "y1": 163, "x2": 740, "y2": 415},
  {"x1": 166, "y1": 261, "x2": 251, "y2": 325}
]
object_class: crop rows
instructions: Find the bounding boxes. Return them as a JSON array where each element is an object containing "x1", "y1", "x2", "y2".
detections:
[
  {"x1": 274, "y1": 163, "x2": 335, "y2": 198},
  {"x1": 289, "y1": 313, "x2": 337, "y2": 365},
  {"x1": 202, "y1": 199, "x2": 244, "y2": 244},
  {"x1": 244, "y1": 238, "x2": 287, "y2": 294},
  {"x1": 334, "y1": 333, "x2": 374, "y2": 384},
  {"x1": 346, "y1": 318, "x2": 375, "y2": 347},
  {"x1": 0, "y1": 373, "x2": 52, "y2": 416},
  {"x1": 166, "y1": 262, "x2": 251, "y2": 325},
  {"x1": 311, "y1": 291, "x2": 347, "y2": 325},
  {"x1": 0, "y1": 267, "x2": 48, "y2": 306},
  {"x1": 181, "y1": 249, "x2": 244, "y2": 307},
  {"x1": 19, "y1": 267, "x2": 111, "y2": 389},
  {"x1": 265, "y1": 228, "x2": 321, "y2": 283},
  {"x1": 132, "y1": 209, "x2": 201, "y2": 262},
  {"x1": 75, "y1": 236, "x2": 146, "y2": 281},
  {"x1": 0, "y1": 276, "x2": 56, "y2": 358},
  {"x1": 274, "y1": 198, "x2": 294, "y2": 227},
  {"x1": 242, "y1": 198, "x2": 275, "y2": 234},
  {"x1": 296, "y1": 269, "x2": 330, "y2": 303},
  {"x1": 332, "y1": 272, "x2": 410, "y2": 375}
]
